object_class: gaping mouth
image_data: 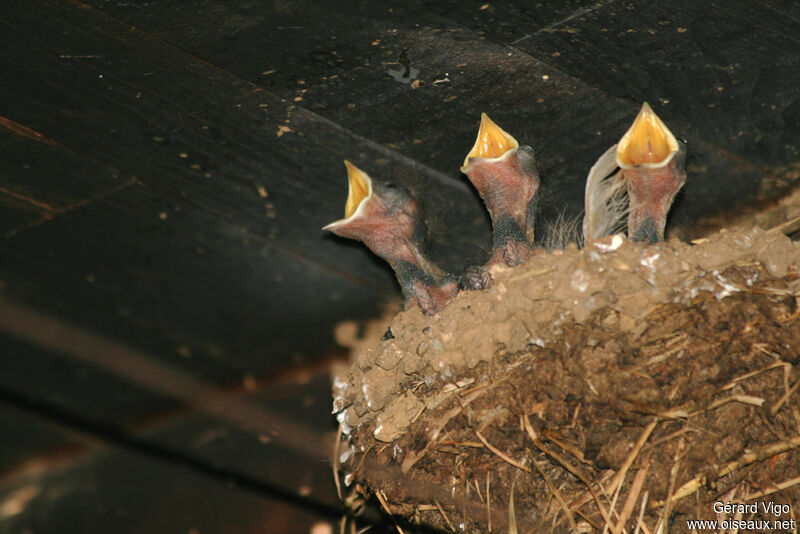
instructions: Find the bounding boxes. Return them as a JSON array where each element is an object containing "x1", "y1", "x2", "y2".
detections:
[
  {"x1": 323, "y1": 160, "x2": 373, "y2": 230},
  {"x1": 616, "y1": 102, "x2": 678, "y2": 168},
  {"x1": 343, "y1": 160, "x2": 372, "y2": 218},
  {"x1": 462, "y1": 112, "x2": 519, "y2": 169}
]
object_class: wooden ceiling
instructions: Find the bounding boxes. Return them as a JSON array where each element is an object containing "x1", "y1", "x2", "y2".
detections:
[{"x1": 1, "y1": 0, "x2": 798, "y2": 532}]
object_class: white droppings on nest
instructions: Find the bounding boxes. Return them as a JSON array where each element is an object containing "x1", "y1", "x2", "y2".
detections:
[
  {"x1": 331, "y1": 373, "x2": 349, "y2": 413},
  {"x1": 362, "y1": 382, "x2": 372, "y2": 409},
  {"x1": 744, "y1": 269, "x2": 760, "y2": 287},
  {"x1": 641, "y1": 251, "x2": 660, "y2": 269},
  {"x1": 571, "y1": 268, "x2": 589, "y2": 293},
  {"x1": 530, "y1": 337, "x2": 546, "y2": 347},
  {"x1": 336, "y1": 410, "x2": 352, "y2": 437},
  {"x1": 765, "y1": 258, "x2": 780, "y2": 275},
  {"x1": 339, "y1": 446, "x2": 354, "y2": 465},
  {"x1": 712, "y1": 270, "x2": 741, "y2": 299},
  {"x1": 735, "y1": 229, "x2": 755, "y2": 248},
  {"x1": 641, "y1": 251, "x2": 661, "y2": 284},
  {"x1": 593, "y1": 233, "x2": 624, "y2": 252}
]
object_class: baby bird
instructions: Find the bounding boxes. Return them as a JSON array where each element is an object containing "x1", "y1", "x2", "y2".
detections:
[
  {"x1": 323, "y1": 161, "x2": 458, "y2": 315},
  {"x1": 584, "y1": 103, "x2": 686, "y2": 244},
  {"x1": 461, "y1": 113, "x2": 541, "y2": 267}
]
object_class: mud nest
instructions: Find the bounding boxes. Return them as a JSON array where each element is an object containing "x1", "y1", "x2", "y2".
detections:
[{"x1": 333, "y1": 227, "x2": 800, "y2": 533}]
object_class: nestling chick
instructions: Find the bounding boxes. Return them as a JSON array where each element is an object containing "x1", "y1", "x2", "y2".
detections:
[
  {"x1": 617, "y1": 103, "x2": 686, "y2": 243},
  {"x1": 584, "y1": 102, "x2": 686, "y2": 244},
  {"x1": 323, "y1": 161, "x2": 458, "y2": 315},
  {"x1": 461, "y1": 113, "x2": 541, "y2": 267}
]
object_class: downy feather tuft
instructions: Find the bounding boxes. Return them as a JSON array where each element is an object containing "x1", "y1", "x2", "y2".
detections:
[{"x1": 582, "y1": 144, "x2": 628, "y2": 243}]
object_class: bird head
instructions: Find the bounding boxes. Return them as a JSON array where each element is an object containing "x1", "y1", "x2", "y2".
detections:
[{"x1": 323, "y1": 161, "x2": 420, "y2": 256}]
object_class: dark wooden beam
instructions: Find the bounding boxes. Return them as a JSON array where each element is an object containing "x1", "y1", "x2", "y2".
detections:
[
  {"x1": 0, "y1": 402, "x2": 338, "y2": 534},
  {"x1": 0, "y1": 1, "x2": 489, "y2": 273},
  {"x1": 77, "y1": 0, "x2": 797, "y2": 228}
]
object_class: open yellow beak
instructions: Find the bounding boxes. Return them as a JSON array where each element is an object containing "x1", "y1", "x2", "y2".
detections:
[
  {"x1": 461, "y1": 112, "x2": 519, "y2": 169},
  {"x1": 343, "y1": 160, "x2": 372, "y2": 218},
  {"x1": 616, "y1": 103, "x2": 678, "y2": 168},
  {"x1": 323, "y1": 160, "x2": 373, "y2": 230}
]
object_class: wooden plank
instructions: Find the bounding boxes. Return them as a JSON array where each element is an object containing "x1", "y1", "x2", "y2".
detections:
[
  {"x1": 0, "y1": 333, "x2": 175, "y2": 429},
  {"x1": 0, "y1": 195, "x2": 45, "y2": 237},
  {"x1": 0, "y1": 403, "x2": 80, "y2": 474},
  {"x1": 142, "y1": 370, "x2": 341, "y2": 508},
  {"x1": 0, "y1": 79, "x2": 390, "y2": 378},
  {"x1": 75, "y1": 0, "x2": 625, "y2": 189},
  {"x1": 0, "y1": 121, "x2": 127, "y2": 236},
  {"x1": 418, "y1": 0, "x2": 611, "y2": 43},
  {"x1": 0, "y1": 0, "x2": 402, "y2": 377},
  {"x1": 759, "y1": 0, "x2": 800, "y2": 18},
  {"x1": 0, "y1": 298, "x2": 346, "y2": 509},
  {"x1": 77, "y1": 0, "x2": 786, "y2": 233},
  {"x1": 0, "y1": 118, "x2": 124, "y2": 212},
  {"x1": 0, "y1": 406, "x2": 337, "y2": 534},
  {"x1": 0, "y1": 187, "x2": 366, "y2": 510},
  {"x1": 0, "y1": 174, "x2": 355, "y2": 525},
  {"x1": 0, "y1": 1, "x2": 489, "y2": 275},
  {"x1": 1, "y1": 182, "x2": 384, "y2": 377},
  {"x1": 439, "y1": 0, "x2": 800, "y2": 181},
  {"x1": 0, "y1": 123, "x2": 376, "y2": 443},
  {"x1": 0, "y1": 357, "x2": 342, "y2": 511}
]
